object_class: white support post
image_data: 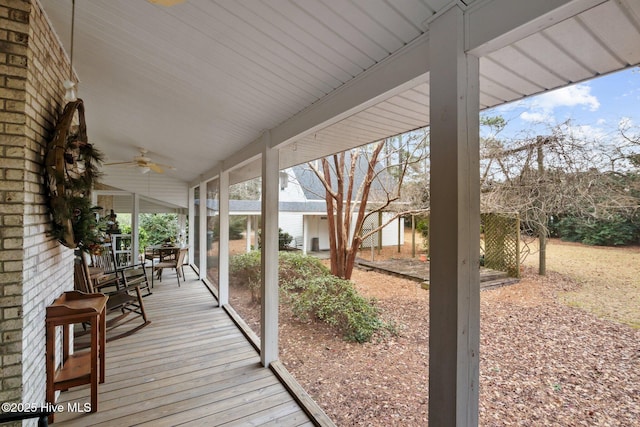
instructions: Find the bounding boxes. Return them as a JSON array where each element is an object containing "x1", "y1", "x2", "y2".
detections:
[
  {"x1": 188, "y1": 187, "x2": 195, "y2": 265},
  {"x1": 261, "y1": 131, "x2": 279, "y2": 367},
  {"x1": 199, "y1": 181, "x2": 207, "y2": 280},
  {"x1": 254, "y1": 221, "x2": 259, "y2": 250},
  {"x1": 428, "y1": 5, "x2": 481, "y2": 426},
  {"x1": 302, "y1": 215, "x2": 308, "y2": 255},
  {"x1": 219, "y1": 171, "x2": 230, "y2": 306},
  {"x1": 246, "y1": 215, "x2": 252, "y2": 253},
  {"x1": 177, "y1": 212, "x2": 187, "y2": 245},
  {"x1": 132, "y1": 193, "x2": 140, "y2": 264}
]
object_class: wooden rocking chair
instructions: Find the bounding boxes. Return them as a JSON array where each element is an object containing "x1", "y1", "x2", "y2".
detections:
[{"x1": 74, "y1": 247, "x2": 150, "y2": 340}]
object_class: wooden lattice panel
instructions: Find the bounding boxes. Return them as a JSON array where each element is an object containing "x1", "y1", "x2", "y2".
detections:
[{"x1": 481, "y1": 212, "x2": 520, "y2": 278}]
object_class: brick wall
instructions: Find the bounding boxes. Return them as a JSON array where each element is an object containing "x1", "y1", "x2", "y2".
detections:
[{"x1": 0, "y1": 0, "x2": 75, "y2": 419}]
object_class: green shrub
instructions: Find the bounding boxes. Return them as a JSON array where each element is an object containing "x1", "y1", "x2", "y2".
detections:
[
  {"x1": 581, "y1": 217, "x2": 639, "y2": 246},
  {"x1": 556, "y1": 215, "x2": 640, "y2": 246},
  {"x1": 257, "y1": 228, "x2": 294, "y2": 250},
  {"x1": 229, "y1": 251, "x2": 262, "y2": 301},
  {"x1": 288, "y1": 275, "x2": 387, "y2": 343},
  {"x1": 228, "y1": 251, "x2": 390, "y2": 342},
  {"x1": 416, "y1": 216, "x2": 429, "y2": 252},
  {"x1": 229, "y1": 216, "x2": 246, "y2": 240},
  {"x1": 140, "y1": 213, "x2": 178, "y2": 246},
  {"x1": 208, "y1": 215, "x2": 245, "y2": 241},
  {"x1": 278, "y1": 251, "x2": 329, "y2": 290}
]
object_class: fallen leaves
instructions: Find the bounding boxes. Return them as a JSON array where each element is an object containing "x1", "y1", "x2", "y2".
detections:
[{"x1": 280, "y1": 266, "x2": 640, "y2": 426}]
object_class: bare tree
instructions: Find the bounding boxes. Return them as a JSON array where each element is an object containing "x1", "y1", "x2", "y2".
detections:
[
  {"x1": 307, "y1": 132, "x2": 429, "y2": 279},
  {"x1": 480, "y1": 117, "x2": 640, "y2": 272}
]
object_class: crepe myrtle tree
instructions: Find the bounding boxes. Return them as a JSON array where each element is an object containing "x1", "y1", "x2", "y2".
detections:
[{"x1": 307, "y1": 132, "x2": 429, "y2": 279}]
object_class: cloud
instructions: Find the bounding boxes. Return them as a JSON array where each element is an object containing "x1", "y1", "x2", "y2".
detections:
[
  {"x1": 566, "y1": 124, "x2": 608, "y2": 141},
  {"x1": 520, "y1": 111, "x2": 551, "y2": 123},
  {"x1": 518, "y1": 83, "x2": 600, "y2": 124},
  {"x1": 531, "y1": 84, "x2": 600, "y2": 112}
]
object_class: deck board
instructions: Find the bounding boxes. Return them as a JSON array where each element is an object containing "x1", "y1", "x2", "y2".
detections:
[{"x1": 54, "y1": 267, "x2": 314, "y2": 426}]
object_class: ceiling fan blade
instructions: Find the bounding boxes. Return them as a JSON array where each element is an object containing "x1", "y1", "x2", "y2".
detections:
[
  {"x1": 148, "y1": 163, "x2": 165, "y2": 174},
  {"x1": 147, "y1": 0, "x2": 186, "y2": 6},
  {"x1": 104, "y1": 161, "x2": 137, "y2": 166},
  {"x1": 154, "y1": 163, "x2": 177, "y2": 171}
]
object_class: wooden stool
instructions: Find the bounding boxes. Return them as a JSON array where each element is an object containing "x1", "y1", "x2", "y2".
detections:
[{"x1": 46, "y1": 291, "x2": 107, "y2": 423}]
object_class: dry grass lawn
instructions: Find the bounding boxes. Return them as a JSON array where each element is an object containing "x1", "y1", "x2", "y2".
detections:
[{"x1": 521, "y1": 238, "x2": 640, "y2": 328}]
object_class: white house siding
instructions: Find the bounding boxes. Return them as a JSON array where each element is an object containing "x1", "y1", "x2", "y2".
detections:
[
  {"x1": 302, "y1": 213, "x2": 403, "y2": 252},
  {"x1": 358, "y1": 213, "x2": 404, "y2": 248},
  {"x1": 278, "y1": 212, "x2": 303, "y2": 246}
]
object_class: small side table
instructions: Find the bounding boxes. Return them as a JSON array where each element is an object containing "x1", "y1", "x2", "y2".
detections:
[{"x1": 46, "y1": 291, "x2": 107, "y2": 423}]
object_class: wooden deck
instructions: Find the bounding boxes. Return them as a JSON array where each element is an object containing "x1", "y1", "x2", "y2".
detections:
[
  {"x1": 54, "y1": 267, "x2": 316, "y2": 426},
  {"x1": 355, "y1": 257, "x2": 520, "y2": 290}
]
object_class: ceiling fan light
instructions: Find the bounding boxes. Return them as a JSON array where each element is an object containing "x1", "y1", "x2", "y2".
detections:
[{"x1": 139, "y1": 166, "x2": 151, "y2": 174}]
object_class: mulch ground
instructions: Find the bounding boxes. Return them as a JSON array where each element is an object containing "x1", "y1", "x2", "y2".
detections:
[{"x1": 280, "y1": 266, "x2": 640, "y2": 426}]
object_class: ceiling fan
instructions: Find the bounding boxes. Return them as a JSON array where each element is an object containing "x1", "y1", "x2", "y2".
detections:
[{"x1": 104, "y1": 148, "x2": 176, "y2": 174}]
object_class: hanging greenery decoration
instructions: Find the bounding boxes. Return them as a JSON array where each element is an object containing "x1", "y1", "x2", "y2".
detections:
[{"x1": 45, "y1": 99, "x2": 105, "y2": 251}]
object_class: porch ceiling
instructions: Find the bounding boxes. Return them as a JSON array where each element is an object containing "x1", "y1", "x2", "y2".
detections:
[{"x1": 41, "y1": 0, "x2": 640, "y2": 200}]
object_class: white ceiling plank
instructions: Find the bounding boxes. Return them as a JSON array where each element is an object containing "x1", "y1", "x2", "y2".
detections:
[
  {"x1": 579, "y1": 1, "x2": 640, "y2": 66},
  {"x1": 270, "y1": 34, "x2": 430, "y2": 148},
  {"x1": 269, "y1": 0, "x2": 374, "y2": 73},
  {"x1": 374, "y1": 99, "x2": 428, "y2": 123},
  {"x1": 388, "y1": 0, "x2": 437, "y2": 29},
  {"x1": 486, "y1": 45, "x2": 567, "y2": 90},
  {"x1": 481, "y1": 57, "x2": 544, "y2": 95},
  {"x1": 220, "y1": 0, "x2": 353, "y2": 84},
  {"x1": 478, "y1": 73, "x2": 521, "y2": 103},
  {"x1": 351, "y1": 0, "x2": 423, "y2": 42},
  {"x1": 385, "y1": 96, "x2": 429, "y2": 119},
  {"x1": 297, "y1": 0, "x2": 389, "y2": 63},
  {"x1": 366, "y1": 104, "x2": 428, "y2": 128},
  {"x1": 466, "y1": 0, "x2": 607, "y2": 55},
  {"x1": 512, "y1": 32, "x2": 594, "y2": 83},
  {"x1": 189, "y1": 3, "x2": 337, "y2": 96},
  {"x1": 319, "y1": 0, "x2": 405, "y2": 53},
  {"x1": 544, "y1": 18, "x2": 625, "y2": 74},
  {"x1": 347, "y1": 112, "x2": 412, "y2": 135},
  {"x1": 396, "y1": 85, "x2": 430, "y2": 107},
  {"x1": 479, "y1": 91, "x2": 505, "y2": 109},
  {"x1": 244, "y1": 0, "x2": 364, "y2": 78}
]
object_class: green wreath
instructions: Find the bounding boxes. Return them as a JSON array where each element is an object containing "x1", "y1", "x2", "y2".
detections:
[{"x1": 45, "y1": 99, "x2": 105, "y2": 250}]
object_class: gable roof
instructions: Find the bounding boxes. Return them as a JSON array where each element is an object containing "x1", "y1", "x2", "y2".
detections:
[{"x1": 291, "y1": 151, "x2": 394, "y2": 202}]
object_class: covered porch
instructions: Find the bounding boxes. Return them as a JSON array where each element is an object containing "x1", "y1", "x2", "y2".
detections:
[{"x1": 2, "y1": 0, "x2": 639, "y2": 426}]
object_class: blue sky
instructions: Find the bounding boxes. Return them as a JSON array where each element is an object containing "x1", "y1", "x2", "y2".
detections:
[{"x1": 484, "y1": 66, "x2": 640, "y2": 141}]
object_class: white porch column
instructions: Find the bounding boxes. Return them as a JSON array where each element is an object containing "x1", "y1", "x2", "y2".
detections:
[
  {"x1": 177, "y1": 212, "x2": 187, "y2": 244},
  {"x1": 198, "y1": 181, "x2": 207, "y2": 280},
  {"x1": 219, "y1": 171, "x2": 230, "y2": 306},
  {"x1": 428, "y1": 5, "x2": 481, "y2": 426},
  {"x1": 260, "y1": 131, "x2": 279, "y2": 366},
  {"x1": 132, "y1": 193, "x2": 140, "y2": 263},
  {"x1": 246, "y1": 215, "x2": 252, "y2": 253},
  {"x1": 254, "y1": 220, "x2": 259, "y2": 250},
  {"x1": 188, "y1": 186, "x2": 195, "y2": 265},
  {"x1": 302, "y1": 215, "x2": 308, "y2": 255}
]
